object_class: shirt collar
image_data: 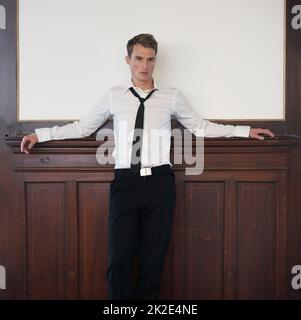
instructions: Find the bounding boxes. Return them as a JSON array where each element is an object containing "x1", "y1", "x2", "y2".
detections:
[{"x1": 122, "y1": 78, "x2": 159, "y2": 95}]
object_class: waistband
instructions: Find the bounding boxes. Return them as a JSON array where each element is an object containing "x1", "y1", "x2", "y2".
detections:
[{"x1": 114, "y1": 164, "x2": 172, "y2": 177}]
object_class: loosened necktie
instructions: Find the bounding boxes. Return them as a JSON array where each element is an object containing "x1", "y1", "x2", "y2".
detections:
[{"x1": 129, "y1": 87, "x2": 157, "y2": 173}]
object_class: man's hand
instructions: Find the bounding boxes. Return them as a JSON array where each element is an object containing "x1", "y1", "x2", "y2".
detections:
[
  {"x1": 20, "y1": 133, "x2": 39, "y2": 154},
  {"x1": 249, "y1": 128, "x2": 275, "y2": 140}
]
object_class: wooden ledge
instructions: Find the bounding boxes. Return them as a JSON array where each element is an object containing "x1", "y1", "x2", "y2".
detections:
[{"x1": 5, "y1": 135, "x2": 299, "y2": 155}]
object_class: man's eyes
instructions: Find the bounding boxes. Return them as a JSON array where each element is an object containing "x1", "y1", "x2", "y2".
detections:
[{"x1": 135, "y1": 57, "x2": 154, "y2": 61}]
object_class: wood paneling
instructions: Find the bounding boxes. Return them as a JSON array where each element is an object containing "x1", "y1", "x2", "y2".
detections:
[
  {"x1": 237, "y1": 182, "x2": 277, "y2": 299},
  {"x1": 26, "y1": 183, "x2": 67, "y2": 299},
  {"x1": 5, "y1": 137, "x2": 295, "y2": 299},
  {"x1": 0, "y1": 0, "x2": 17, "y2": 301},
  {"x1": 78, "y1": 182, "x2": 110, "y2": 299},
  {"x1": 1, "y1": 0, "x2": 301, "y2": 300},
  {"x1": 286, "y1": 0, "x2": 301, "y2": 299},
  {"x1": 184, "y1": 182, "x2": 224, "y2": 299}
]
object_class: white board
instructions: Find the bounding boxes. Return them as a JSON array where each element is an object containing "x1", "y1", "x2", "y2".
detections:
[{"x1": 18, "y1": 0, "x2": 285, "y2": 121}]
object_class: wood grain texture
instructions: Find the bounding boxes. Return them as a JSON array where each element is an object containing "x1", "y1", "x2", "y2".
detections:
[
  {"x1": 286, "y1": 0, "x2": 301, "y2": 300},
  {"x1": 4, "y1": 136, "x2": 296, "y2": 299}
]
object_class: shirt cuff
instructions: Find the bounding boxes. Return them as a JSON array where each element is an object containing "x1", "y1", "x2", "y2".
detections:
[
  {"x1": 233, "y1": 125, "x2": 251, "y2": 138},
  {"x1": 35, "y1": 128, "x2": 52, "y2": 143}
]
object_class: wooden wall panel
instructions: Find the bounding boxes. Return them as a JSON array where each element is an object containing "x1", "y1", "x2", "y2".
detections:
[
  {"x1": 286, "y1": 0, "x2": 301, "y2": 299},
  {"x1": 183, "y1": 182, "x2": 224, "y2": 299},
  {"x1": 237, "y1": 182, "x2": 277, "y2": 299},
  {"x1": 26, "y1": 182, "x2": 67, "y2": 299},
  {"x1": 78, "y1": 182, "x2": 110, "y2": 299},
  {"x1": 0, "y1": 0, "x2": 17, "y2": 300},
  {"x1": 5, "y1": 135, "x2": 296, "y2": 300}
]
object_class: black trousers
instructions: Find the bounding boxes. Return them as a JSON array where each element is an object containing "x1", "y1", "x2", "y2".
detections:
[{"x1": 106, "y1": 166, "x2": 176, "y2": 300}]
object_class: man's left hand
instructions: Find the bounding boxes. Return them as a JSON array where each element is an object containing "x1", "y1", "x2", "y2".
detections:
[{"x1": 249, "y1": 128, "x2": 275, "y2": 140}]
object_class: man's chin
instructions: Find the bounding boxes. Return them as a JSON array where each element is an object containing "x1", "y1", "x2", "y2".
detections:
[{"x1": 137, "y1": 76, "x2": 152, "y2": 82}]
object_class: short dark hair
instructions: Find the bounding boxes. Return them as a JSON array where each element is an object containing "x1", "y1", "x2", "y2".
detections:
[{"x1": 127, "y1": 34, "x2": 158, "y2": 57}]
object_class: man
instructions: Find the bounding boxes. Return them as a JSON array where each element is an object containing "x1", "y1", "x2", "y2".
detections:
[{"x1": 21, "y1": 34, "x2": 275, "y2": 300}]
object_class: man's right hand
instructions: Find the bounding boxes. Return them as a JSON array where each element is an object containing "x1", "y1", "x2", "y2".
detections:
[{"x1": 21, "y1": 133, "x2": 39, "y2": 154}]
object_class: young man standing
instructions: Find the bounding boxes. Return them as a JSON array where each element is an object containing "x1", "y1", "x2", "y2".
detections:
[{"x1": 21, "y1": 34, "x2": 275, "y2": 300}]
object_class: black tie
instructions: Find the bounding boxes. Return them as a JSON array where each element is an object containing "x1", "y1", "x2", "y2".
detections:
[{"x1": 129, "y1": 87, "x2": 157, "y2": 173}]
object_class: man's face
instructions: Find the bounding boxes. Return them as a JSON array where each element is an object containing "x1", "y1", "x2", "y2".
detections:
[{"x1": 126, "y1": 44, "x2": 156, "y2": 84}]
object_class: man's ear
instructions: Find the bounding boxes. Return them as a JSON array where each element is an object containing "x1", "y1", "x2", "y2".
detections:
[{"x1": 125, "y1": 55, "x2": 130, "y2": 65}]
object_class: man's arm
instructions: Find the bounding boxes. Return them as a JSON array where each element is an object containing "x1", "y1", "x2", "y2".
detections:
[
  {"x1": 21, "y1": 90, "x2": 112, "y2": 154},
  {"x1": 173, "y1": 89, "x2": 275, "y2": 140}
]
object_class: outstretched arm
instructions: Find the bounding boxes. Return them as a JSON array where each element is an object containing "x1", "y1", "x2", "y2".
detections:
[
  {"x1": 173, "y1": 89, "x2": 275, "y2": 140},
  {"x1": 21, "y1": 90, "x2": 112, "y2": 154}
]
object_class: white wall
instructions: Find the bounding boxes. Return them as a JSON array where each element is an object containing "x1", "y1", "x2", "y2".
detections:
[{"x1": 18, "y1": 0, "x2": 285, "y2": 121}]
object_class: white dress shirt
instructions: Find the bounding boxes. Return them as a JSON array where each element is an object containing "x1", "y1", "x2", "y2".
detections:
[{"x1": 35, "y1": 80, "x2": 250, "y2": 169}]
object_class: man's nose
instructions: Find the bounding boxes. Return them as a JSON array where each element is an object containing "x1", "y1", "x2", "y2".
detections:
[{"x1": 142, "y1": 60, "x2": 148, "y2": 69}]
